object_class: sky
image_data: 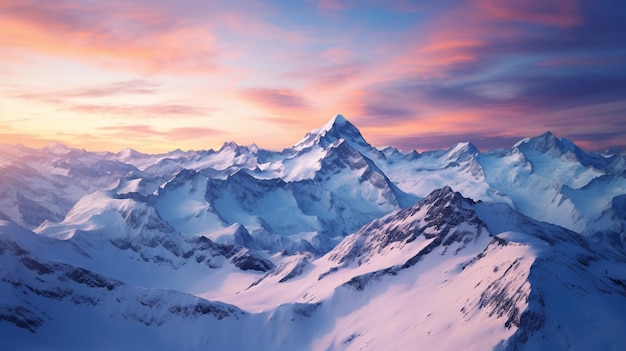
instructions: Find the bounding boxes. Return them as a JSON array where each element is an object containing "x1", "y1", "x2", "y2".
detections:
[{"x1": 1, "y1": 0, "x2": 626, "y2": 153}]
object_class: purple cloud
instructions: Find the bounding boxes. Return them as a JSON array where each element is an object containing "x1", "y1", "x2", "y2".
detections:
[{"x1": 242, "y1": 88, "x2": 310, "y2": 109}]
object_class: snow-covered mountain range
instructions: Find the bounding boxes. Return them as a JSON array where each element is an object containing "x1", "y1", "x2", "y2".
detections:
[{"x1": 1, "y1": 115, "x2": 625, "y2": 350}]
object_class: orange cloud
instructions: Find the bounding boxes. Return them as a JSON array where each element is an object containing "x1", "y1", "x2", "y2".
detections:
[
  {"x1": 69, "y1": 103, "x2": 210, "y2": 118},
  {"x1": 9, "y1": 80, "x2": 211, "y2": 119},
  {"x1": 12, "y1": 80, "x2": 160, "y2": 101},
  {"x1": 99, "y1": 125, "x2": 224, "y2": 141},
  {"x1": 242, "y1": 88, "x2": 311, "y2": 112},
  {"x1": 0, "y1": 1, "x2": 219, "y2": 74}
]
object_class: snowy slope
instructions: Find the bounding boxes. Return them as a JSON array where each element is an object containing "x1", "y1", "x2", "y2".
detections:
[
  {"x1": 4, "y1": 188, "x2": 626, "y2": 350},
  {"x1": 477, "y1": 132, "x2": 625, "y2": 238},
  {"x1": 219, "y1": 187, "x2": 626, "y2": 350},
  {"x1": 1, "y1": 115, "x2": 626, "y2": 350},
  {"x1": 0, "y1": 143, "x2": 142, "y2": 229},
  {"x1": 1, "y1": 115, "x2": 624, "y2": 247}
]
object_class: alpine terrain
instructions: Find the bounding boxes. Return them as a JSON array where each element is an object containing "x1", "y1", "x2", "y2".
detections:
[{"x1": 1, "y1": 115, "x2": 626, "y2": 350}]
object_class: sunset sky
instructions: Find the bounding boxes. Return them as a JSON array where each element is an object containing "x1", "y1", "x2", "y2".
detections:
[{"x1": 1, "y1": 0, "x2": 625, "y2": 153}]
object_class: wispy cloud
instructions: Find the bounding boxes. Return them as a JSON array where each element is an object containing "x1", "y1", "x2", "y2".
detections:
[
  {"x1": 0, "y1": 0, "x2": 220, "y2": 74},
  {"x1": 69, "y1": 103, "x2": 210, "y2": 118},
  {"x1": 99, "y1": 124, "x2": 224, "y2": 140},
  {"x1": 284, "y1": 61, "x2": 366, "y2": 90},
  {"x1": 242, "y1": 88, "x2": 311, "y2": 111},
  {"x1": 13, "y1": 80, "x2": 160, "y2": 102},
  {"x1": 10, "y1": 80, "x2": 211, "y2": 118}
]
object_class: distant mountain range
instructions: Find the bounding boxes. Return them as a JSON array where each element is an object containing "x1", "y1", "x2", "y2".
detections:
[{"x1": 1, "y1": 115, "x2": 625, "y2": 350}]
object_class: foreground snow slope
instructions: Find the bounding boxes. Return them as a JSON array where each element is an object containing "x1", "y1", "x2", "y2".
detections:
[{"x1": 2, "y1": 187, "x2": 626, "y2": 350}]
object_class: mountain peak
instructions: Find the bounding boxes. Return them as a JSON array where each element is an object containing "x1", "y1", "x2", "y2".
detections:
[
  {"x1": 321, "y1": 114, "x2": 349, "y2": 131},
  {"x1": 219, "y1": 141, "x2": 240, "y2": 152},
  {"x1": 116, "y1": 148, "x2": 146, "y2": 160},
  {"x1": 315, "y1": 114, "x2": 360, "y2": 139},
  {"x1": 327, "y1": 186, "x2": 482, "y2": 265},
  {"x1": 45, "y1": 142, "x2": 73, "y2": 155},
  {"x1": 453, "y1": 141, "x2": 478, "y2": 152},
  {"x1": 446, "y1": 142, "x2": 479, "y2": 162},
  {"x1": 422, "y1": 186, "x2": 466, "y2": 207},
  {"x1": 292, "y1": 114, "x2": 371, "y2": 151},
  {"x1": 514, "y1": 131, "x2": 577, "y2": 156},
  {"x1": 247, "y1": 143, "x2": 261, "y2": 153}
]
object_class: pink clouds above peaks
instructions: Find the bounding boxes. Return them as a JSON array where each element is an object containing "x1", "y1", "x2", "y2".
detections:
[{"x1": 1, "y1": 0, "x2": 624, "y2": 153}]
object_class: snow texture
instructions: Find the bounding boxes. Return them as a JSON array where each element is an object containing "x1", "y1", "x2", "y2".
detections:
[{"x1": 1, "y1": 115, "x2": 626, "y2": 350}]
